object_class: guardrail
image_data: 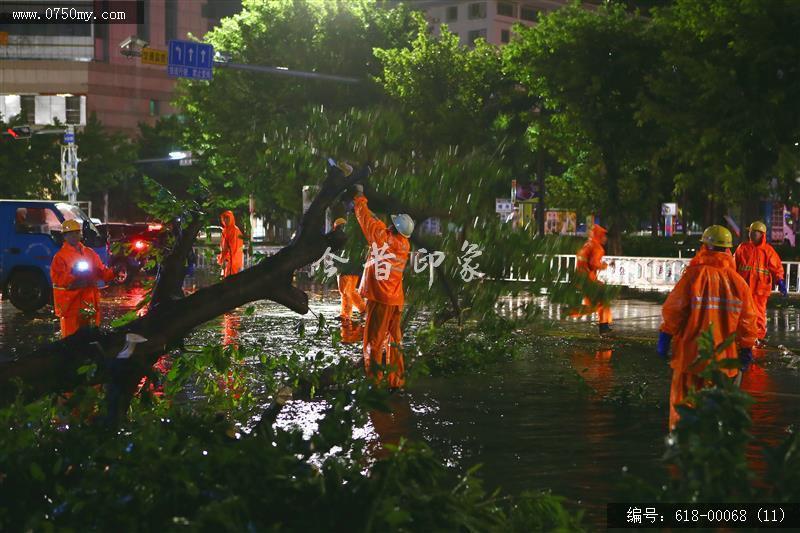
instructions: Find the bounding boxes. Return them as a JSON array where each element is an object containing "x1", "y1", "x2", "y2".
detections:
[
  {"x1": 192, "y1": 245, "x2": 800, "y2": 295},
  {"x1": 504, "y1": 254, "x2": 800, "y2": 294},
  {"x1": 192, "y1": 245, "x2": 283, "y2": 272}
]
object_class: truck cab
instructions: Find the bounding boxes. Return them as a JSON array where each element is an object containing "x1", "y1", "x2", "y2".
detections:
[{"x1": 0, "y1": 200, "x2": 108, "y2": 312}]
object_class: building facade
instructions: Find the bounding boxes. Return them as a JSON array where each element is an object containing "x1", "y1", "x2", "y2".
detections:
[
  {"x1": 420, "y1": 0, "x2": 583, "y2": 46},
  {"x1": 0, "y1": 0, "x2": 240, "y2": 135}
]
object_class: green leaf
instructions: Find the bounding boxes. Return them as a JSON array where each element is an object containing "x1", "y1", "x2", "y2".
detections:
[
  {"x1": 111, "y1": 311, "x2": 140, "y2": 328},
  {"x1": 30, "y1": 462, "x2": 45, "y2": 482}
]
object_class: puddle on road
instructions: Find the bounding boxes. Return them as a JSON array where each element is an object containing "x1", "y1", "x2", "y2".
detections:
[{"x1": 2, "y1": 284, "x2": 800, "y2": 527}]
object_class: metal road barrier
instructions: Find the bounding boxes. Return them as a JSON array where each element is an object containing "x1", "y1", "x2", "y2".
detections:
[
  {"x1": 504, "y1": 254, "x2": 800, "y2": 295},
  {"x1": 190, "y1": 245, "x2": 800, "y2": 296},
  {"x1": 192, "y1": 245, "x2": 283, "y2": 272},
  {"x1": 598, "y1": 255, "x2": 690, "y2": 291}
]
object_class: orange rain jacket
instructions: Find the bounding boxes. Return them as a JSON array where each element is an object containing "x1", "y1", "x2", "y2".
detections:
[
  {"x1": 354, "y1": 195, "x2": 410, "y2": 306},
  {"x1": 576, "y1": 225, "x2": 608, "y2": 281},
  {"x1": 688, "y1": 245, "x2": 706, "y2": 267},
  {"x1": 50, "y1": 242, "x2": 115, "y2": 337},
  {"x1": 734, "y1": 240, "x2": 784, "y2": 298},
  {"x1": 660, "y1": 248, "x2": 758, "y2": 378},
  {"x1": 218, "y1": 210, "x2": 244, "y2": 277}
]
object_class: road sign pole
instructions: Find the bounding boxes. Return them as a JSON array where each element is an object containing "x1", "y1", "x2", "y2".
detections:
[{"x1": 61, "y1": 125, "x2": 79, "y2": 204}]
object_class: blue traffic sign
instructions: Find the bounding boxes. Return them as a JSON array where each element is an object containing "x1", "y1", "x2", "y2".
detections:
[
  {"x1": 63, "y1": 132, "x2": 75, "y2": 144},
  {"x1": 168, "y1": 40, "x2": 214, "y2": 80}
]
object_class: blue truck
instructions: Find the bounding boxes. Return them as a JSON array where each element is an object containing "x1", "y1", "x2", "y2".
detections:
[{"x1": 0, "y1": 200, "x2": 108, "y2": 312}]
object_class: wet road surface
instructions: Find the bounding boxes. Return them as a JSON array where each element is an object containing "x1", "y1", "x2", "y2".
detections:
[{"x1": 2, "y1": 285, "x2": 800, "y2": 527}]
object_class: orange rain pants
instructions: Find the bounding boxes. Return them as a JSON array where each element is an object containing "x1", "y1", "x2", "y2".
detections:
[
  {"x1": 340, "y1": 320, "x2": 365, "y2": 344},
  {"x1": 660, "y1": 248, "x2": 758, "y2": 429},
  {"x1": 751, "y1": 297, "x2": 768, "y2": 341},
  {"x1": 735, "y1": 240, "x2": 784, "y2": 339},
  {"x1": 338, "y1": 274, "x2": 366, "y2": 320},
  {"x1": 363, "y1": 300, "x2": 405, "y2": 388},
  {"x1": 50, "y1": 242, "x2": 115, "y2": 338}
]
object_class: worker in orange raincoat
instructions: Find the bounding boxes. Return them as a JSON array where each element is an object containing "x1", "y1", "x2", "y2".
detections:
[
  {"x1": 353, "y1": 183, "x2": 414, "y2": 389},
  {"x1": 50, "y1": 219, "x2": 117, "y2": 338},
  {"x1": 218, "y1": 210, "x2": 244, "y2": 277},
  {"x1": 734, "y1": 221, "x2": 787, "y2": 342},
  {"x1": 572, "y1": 224, "x2": 614, "y2": 335},
  {"x1": 657, "y1": 225, "x2": 758, "y2": 429},
  {"x1": 333, "y1": 217, "x2": 366, "y2": 322}
]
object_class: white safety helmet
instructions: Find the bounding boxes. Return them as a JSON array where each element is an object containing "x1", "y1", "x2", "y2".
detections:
[{"x1": 391, "y1": 214, "x2": 415, "y2": 238}]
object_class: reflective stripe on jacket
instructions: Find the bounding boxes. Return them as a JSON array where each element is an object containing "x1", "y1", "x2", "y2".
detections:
[
  {"x1": 50, "y1": 242, "x2": 114, "y2": 320},
  {"x1": 660, "y1": 248, "x2": 758, "y2": 377},
  {"x1": 734, "y1": 240, "x2": 784, "y2": 297}
]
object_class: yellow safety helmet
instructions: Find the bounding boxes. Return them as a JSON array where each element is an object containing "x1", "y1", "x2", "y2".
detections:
[
  {"x1": 62, "y1": 219, "x2": 82, "y2": 233},
  {"x1": 333, "y1": 217, "x2": 347, "y2": 229},
  {"x1": 701, "y1": 225, "x2": 733, "y2": 248},
  {"x1": 748, "y1": 221, "x2": 767, "y2": 234}
]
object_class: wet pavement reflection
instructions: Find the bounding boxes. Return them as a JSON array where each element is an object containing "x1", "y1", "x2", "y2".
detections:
[{"x1": 2, "y1": 284, "x2": 800, "y2": 527}]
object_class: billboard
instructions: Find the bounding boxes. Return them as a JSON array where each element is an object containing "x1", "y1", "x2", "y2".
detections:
[{"x1": 545, "y1": 210, "x2": 577, "y2": 235}]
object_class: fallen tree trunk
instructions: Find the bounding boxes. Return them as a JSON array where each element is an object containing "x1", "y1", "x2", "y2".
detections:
[{"x1": 0, "y1": 163, "x2": 368, "y2": 410}]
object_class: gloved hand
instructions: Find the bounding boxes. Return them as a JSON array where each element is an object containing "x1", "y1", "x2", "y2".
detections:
[
  {"x1": 778, "y1": 279, "x2": 788, "y2": 297},
  {"x1": 739, "y1": 348, "x2": 754, "y2": 371},
  {"x1": 657, "y1": 332, "x2": 672, "y2": 361}
]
